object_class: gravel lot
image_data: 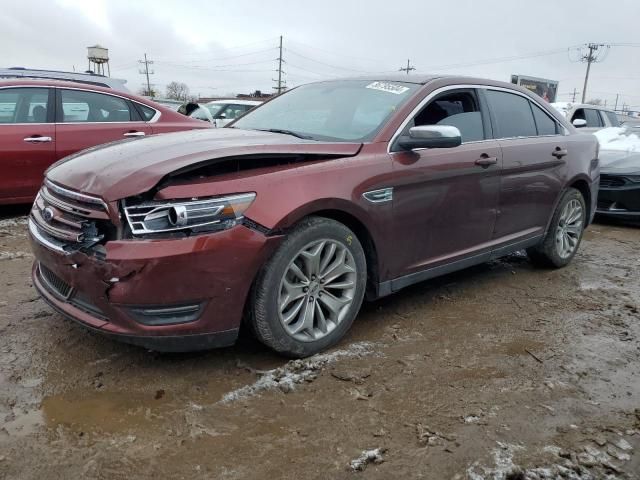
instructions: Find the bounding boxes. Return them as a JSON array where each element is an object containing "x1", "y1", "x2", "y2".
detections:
[{"x1": 1, "y1": 207, "x2": 639, "y2": 479}]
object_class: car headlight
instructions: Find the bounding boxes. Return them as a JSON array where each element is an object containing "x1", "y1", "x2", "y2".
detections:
[{"x1": 123, "y1": 193, "x2": 256, "y2": 235}]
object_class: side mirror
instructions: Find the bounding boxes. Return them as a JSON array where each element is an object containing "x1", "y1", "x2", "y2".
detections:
[
  {"x1": 219, "y1": 113, "x2": 227, "y2": 119},
  {"x1": 398, "y1": 125, "x2": 462, "y2": 151},
  {"x1": 572, "y1": 118, "x2": 587, "y2": 128}
]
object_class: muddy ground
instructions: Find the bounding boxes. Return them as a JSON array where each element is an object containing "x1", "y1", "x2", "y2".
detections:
[{"x1": 1, "y1": 206, "x2": 639, "y2": 480}]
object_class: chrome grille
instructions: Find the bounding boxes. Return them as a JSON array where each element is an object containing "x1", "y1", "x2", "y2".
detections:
[
  {"x1": 39, "y1": 263, "x2": 72, "y2": 299},
  {"x1": 30, "y1": 179, "x2": 110, "y2": 252}
]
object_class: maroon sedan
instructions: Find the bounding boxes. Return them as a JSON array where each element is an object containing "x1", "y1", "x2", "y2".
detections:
[
  {"x1": 0, "y1": 79, "x2": 208, "y2": 205},
  {"x1": 28, "y1": 76, "x2": 599, "y2": 357}
]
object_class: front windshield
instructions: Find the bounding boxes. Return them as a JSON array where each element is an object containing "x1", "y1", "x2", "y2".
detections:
[{"x1": 232, "y1": 80, "x2": 419, "y2": 142}]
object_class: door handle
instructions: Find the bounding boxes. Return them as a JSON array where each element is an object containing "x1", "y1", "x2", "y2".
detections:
[
  {"x1": 552, "y1": 147, "x2": 568, "y2": 158},
  {"x1": 475, "y1": 154, "x2": 498, "y2": 168},
  {"x1": 123, "y1": 131, "x2": 145, "y2": 137},
  {"x1": 23, "y1": 136, "x2": 53, "y2": 143}
]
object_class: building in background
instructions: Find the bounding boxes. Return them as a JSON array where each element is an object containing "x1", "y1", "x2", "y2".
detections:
[{"x1": 511, "y1": 74, "x2": 559, "y2": 102}]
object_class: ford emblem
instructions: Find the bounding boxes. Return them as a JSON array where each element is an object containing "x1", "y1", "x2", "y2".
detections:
[{"x1": 42, "y1": 207, "x2": 54, "y2": 222}]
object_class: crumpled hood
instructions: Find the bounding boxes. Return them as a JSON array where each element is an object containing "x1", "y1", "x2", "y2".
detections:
[
  {"x1": 47, "y1": 128, "x2": 362, "y2": 201},
  {"x1": 599, "y1": 150, "x2": 640, "y2": 175}
]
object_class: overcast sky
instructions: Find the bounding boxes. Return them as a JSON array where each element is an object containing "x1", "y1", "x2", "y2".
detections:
[{"x1": 3, "y1": 0, "x2": 639, "y2": 108}]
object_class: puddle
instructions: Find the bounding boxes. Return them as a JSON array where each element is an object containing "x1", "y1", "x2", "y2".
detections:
[{"x1": 41, "y1": 391, "x2": 171, "y2": 433}]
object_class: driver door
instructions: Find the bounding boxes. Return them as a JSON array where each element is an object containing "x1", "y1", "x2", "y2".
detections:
[{"x1": 388, "y1": 88, "x2": 502, "y2": 281}]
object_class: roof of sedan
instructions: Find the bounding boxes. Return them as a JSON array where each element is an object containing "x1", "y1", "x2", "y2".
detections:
[
  {"x1": 0, "y1": 78, "x2": 126, "y2": 92},
  {"x1": 331, "y1": 74, "x2": 443, "y2": 84}
]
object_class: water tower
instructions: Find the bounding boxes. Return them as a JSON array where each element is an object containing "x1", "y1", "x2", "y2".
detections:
[{"x1": 87, "y1": 45, "x2": 110, "y2": 76}]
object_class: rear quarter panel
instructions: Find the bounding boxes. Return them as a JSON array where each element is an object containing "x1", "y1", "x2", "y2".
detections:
[{"x1": 564, "y1": 132, "x2": 600, "y2": 223}]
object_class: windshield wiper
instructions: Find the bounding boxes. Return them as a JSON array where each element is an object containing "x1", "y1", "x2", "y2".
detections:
[{"x1": 254, "y1": 128, "x2": 314, "y2": 140}]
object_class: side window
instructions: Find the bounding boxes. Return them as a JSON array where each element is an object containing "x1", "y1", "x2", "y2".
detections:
[
  {"x1": 604, "y1": 111, "x2": 621, "y2": 127},
  {"x1": 530, "y1": 102, "x2": 558, "y2": 135},
  {"x1": 410, "y1": 90, "x2": 485, "y2": 143},
  {"x1": 137, "y1": 104, "x2": 157, "y2": 121},
  {"x1": 582, "y1": 108, "x2": 603, "y2": 127},
  {"x1": 0, "y1": 88, "x2": 50, "y2": 124},
  {"x1": 485, "y1": 90, "x2": 537, "y2": 138},
  {"x1": 60, "y1": 90, "x2": 132, "y2": 123}
]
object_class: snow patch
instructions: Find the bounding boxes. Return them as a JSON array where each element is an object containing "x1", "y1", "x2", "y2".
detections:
[
  {"x1": 0, "y1": 251, "x2": 33, "y2": 261},
  {"x1": 349, "y1": 448, "x2": 386, "y2": 471},
  {"x1": 594, "y1": 127, "x2": 640, "y2": 154},
  {"x1": 0, "y1": 217, "x2": 28, "y2": 228},
  {"x1": 467, "y1": 442, "x2": 524, "y2": 480},
  {"x1": 219, "y1": 342, "x2": 378, "y2": 403}
]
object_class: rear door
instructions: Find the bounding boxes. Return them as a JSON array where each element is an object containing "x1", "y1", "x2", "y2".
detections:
[
  {"x1": 0, "y1": 86, "x2": 55, "y2": 203},
  {"x1": 484, "y1": 88, "x2": 567, "y2": 245},
  {"x1": 54, "y1": 88, "x2": 152, "y2": 160}
]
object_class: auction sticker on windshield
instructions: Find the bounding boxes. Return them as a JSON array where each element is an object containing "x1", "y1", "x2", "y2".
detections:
[{"x1": 366, "y1": 81, "x2": 410, "y2": 95}]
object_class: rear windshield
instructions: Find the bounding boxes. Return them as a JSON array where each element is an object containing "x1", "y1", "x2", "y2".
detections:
[{"x1": 232, "y1": 80, "x2": 419, "y2": 142}]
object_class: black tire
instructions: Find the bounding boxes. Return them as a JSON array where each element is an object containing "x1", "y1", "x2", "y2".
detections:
[
  {"x1": 527, "y1": 188, "x2": 586, "y2": 268},
  {"x1": 250, "y1": 216, "x2": 367, "y2": 358}
]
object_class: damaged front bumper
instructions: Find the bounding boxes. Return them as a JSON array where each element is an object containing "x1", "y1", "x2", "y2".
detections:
[{"x1": 30, "y1": 222, "x2": 282, "y2": 352}]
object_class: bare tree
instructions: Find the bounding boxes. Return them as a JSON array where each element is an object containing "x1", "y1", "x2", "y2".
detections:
[
  {"x1": 137, "y1": 86, "x2": 157, "y2": 98},
  {"x1": 166, "y1": 82, "x2": 190, "y2": 101}
]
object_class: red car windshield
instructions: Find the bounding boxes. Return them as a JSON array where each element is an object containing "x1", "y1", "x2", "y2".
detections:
[{"x1": 232, "y1": 80, "x2": 419, "y2": 142}]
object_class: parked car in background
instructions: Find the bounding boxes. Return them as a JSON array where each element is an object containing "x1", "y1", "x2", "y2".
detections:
[
  {"x1": 620, "y1": 117, "x2": 640, "y2": 132},
  {"x1": 594, "y1": 127, "x2": 640, "y2": 220},
  {"x1": 149, "y1": 98, "x2": 183, "y2": 111},
  {"x1": 29, "y1": 75, "x2": 598, "y2": 357},
  {"x1": 0, "y1": 79, "x2": 209, "y2": 205},
  {"x1": 551, "y1": 102, "x2": 620, "y2": 132},
  {"x1": 0, "y1": 67, "x2": 129, "y2": 92},
  {"x1": 179, "y1": 99, "x2": 262, "y2": 127}
]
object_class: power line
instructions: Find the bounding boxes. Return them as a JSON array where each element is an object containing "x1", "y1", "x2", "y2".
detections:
[
  {"x1": 418, "y1": 47, "x2": 569, "y2": 72},
  {"x1": 138, "y1": 53, "x2": 154, "y2": 96},
  {"x1": 284, "y1": 48, "x2": 391, "y2": 74},
  {"x1": 157, "y1": 47, "x2": 277, "y2": 65},
  {"x1": 286, "y1": 39, "x2": 386, "y2": 64},
  {"x1": 155, "y1": 59, "x2": 274, "y2": 69},
  {"x1": 399, "y1": 59, "x2": 416, "y2": 74}
]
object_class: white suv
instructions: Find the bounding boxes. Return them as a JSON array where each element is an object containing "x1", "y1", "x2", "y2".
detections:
[{"x1": 551, "y1": 102, "x2": 621, "y2": 133}]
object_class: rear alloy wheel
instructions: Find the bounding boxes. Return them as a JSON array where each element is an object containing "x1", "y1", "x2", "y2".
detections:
[
  {"x1": 555, "y1": 198, "x2": 584, "y2": 259},
  {"x1": 527, "y1": 188, "x2": 586, "y2": 268},
  {"x1": 251, "y1": 217, "x2": 367, "y2": 357}
]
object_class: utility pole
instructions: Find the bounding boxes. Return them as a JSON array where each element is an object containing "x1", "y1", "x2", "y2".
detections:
[
  {"x1": 139, "y1": 53, "x2": 154, "y2": 97},
  {"x1": 580, "y1": 43, "x2": 608, "y2": 103},
  {"x1": 614, "y1": 94, "x2": 619, "y2": 111},
  {"x1": 571, "y1": 88, "x2": 577, "y2": 102},
  {"x1": 273, "y1": 36, "x2": 286, "y2": 94},
  {"x1": 399, "y1": 59, "x2": 415, "y2": 75}
]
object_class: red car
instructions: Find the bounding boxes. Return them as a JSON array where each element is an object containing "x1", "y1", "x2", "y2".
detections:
[
  {"x1": 0, "y1": 79, "x2": 208, "y2": 205},
  {"x1": 29, "y1": 76, "x2": 599, "y2": 357}
]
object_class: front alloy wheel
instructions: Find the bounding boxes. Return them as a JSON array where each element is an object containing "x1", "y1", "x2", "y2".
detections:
[
  {"x1": 251, "y1": 217, "x2": 367, "y2": 357},
  {"x1": 279, "y1": 239, "x2": 357, "y2": 342}
]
